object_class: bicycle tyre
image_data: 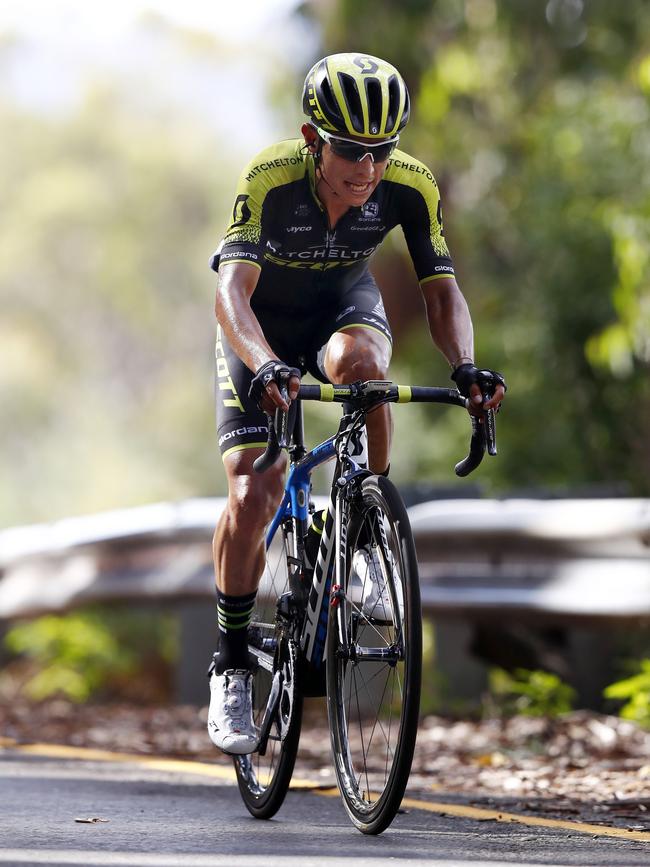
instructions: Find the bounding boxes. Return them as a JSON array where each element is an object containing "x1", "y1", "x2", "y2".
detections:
[
  {"x1": 233, "y1": 528, "x2": 303, "y2": 819},
  {"x1": 326, "y1": 474, "x2": 422, "y2": 834}
]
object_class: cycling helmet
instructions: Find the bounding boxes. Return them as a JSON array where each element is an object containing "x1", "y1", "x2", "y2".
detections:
[{"x1": 302, "y1": 53, "x2": 410, "y2": 139}]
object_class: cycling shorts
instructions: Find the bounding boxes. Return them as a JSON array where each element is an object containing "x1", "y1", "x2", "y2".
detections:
[{"x1": 215, "y1": 272, "x2": 392, "y2": 460}]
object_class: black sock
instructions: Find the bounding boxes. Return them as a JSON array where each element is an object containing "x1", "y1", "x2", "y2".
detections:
[{"x1": 215, "y1": 588, "x2": 257, "y2": 674}]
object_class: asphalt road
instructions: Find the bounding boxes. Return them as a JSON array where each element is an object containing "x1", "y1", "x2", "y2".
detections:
[{"x1": 1, "y1": 751, "x2": 650, "y2": 867}]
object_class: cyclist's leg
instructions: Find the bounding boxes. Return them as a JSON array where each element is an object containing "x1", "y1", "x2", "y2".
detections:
[
  {"x1": 313, "y1": 276, "x2": 393, "y2": 474},
  {"x1": 210, "y1": 327, "x2": 286, "y2": 753},
  {"x1": 214, "y1": 321, "x2": 286, "y2": 618},
  {"x1": 214, "y1": 448, "x2": 286, "y2": 598}
]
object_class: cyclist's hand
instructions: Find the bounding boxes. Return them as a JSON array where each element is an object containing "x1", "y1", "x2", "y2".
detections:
[
  {"x1": 451, "y1": 364, "x2": 507, "y2": 417},
  {"x1": 249, "y1": 360, "x2": 301, "y2": 413}
]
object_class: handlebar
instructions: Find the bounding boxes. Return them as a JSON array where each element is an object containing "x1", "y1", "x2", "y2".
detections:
[{"x1": 253, "y1": 380, "x2": 498, "y2": 477}]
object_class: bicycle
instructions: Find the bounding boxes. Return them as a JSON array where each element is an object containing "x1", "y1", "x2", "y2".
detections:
[{"x1": 229, "y1": 378, "x2": 497, "y2": 834}]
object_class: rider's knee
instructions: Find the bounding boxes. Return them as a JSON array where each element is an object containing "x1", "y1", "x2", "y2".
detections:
[{"x1": 325, "y1": 331, "x2": 389, "y2": 384}]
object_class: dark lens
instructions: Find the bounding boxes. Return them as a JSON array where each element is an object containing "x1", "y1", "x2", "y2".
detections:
[
  {"x1": 328, "y1": 136, "x2": 397, "y2": 162},
  {"x1": 372, "y1": 141, "x2": 397, "y2": 161},
  {"x1": 329, "y1": 138, "x2": 367, "y2": 162}
]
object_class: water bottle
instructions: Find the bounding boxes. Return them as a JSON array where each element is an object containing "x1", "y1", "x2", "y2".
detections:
[{"x1": 304, "y1": 508, "x2": 327, "y2": 572}]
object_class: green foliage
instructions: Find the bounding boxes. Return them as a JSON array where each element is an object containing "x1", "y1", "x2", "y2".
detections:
[
  {"x1": 603, "y1": 659, "x2": 650, "y2": 728},
  {"x1": 488, "y1": 667, "x2": 576, "y2": 717},
  {"x1": 1, "y1": 607, "x2": 178, "y2": 703},
  {"x1": 307, "y1": 0, "x2": 650, "y2": 495},
  {"x1": 3, "y1": 4, "x2": 650, "y2": 525},
  {"x1": 0, "y1": 58, "x2": 233, "y2": 524}
]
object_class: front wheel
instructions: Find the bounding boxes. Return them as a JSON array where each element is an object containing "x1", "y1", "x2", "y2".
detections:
[{"x1": 326, "y1": 475, "x2": 422, "y2": 834}]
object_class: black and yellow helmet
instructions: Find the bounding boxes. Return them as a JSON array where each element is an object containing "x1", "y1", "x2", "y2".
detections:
[{"x1": 302, "y1": 52, "x2": 410, "y2": 139}]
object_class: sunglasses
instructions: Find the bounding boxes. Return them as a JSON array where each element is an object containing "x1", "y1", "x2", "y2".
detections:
[{"x1": 315, "y1": 126, "x2": 399, "y2": 163}]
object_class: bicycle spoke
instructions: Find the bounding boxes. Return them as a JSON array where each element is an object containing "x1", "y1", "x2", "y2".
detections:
[
  {"x1": 355, "y1": 665, "x2": 395, "y2": 763},
  {"x1": 351, "y1": 665, "x2": 372, "y2": 802}
]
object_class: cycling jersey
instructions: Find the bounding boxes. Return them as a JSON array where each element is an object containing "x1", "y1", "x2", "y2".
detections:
[
  {"x1": 210, "y1": 138, "x2": 455, "y2": 460},
  {"x1": 210, "y1": 139, "x2": 455, "y2": 315}
]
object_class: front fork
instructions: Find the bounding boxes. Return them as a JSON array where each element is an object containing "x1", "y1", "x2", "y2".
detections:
[{"x1": 329, "y1": 466, "x2": 366, "y2": 657}]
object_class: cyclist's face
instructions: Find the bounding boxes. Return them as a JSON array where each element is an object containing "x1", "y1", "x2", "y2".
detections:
[{"x1": 307, "y1": 129, "x2": 390, "y2": 207}]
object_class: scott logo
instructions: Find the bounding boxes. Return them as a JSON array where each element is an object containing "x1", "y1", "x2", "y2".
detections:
[{"x1": 354, "y1": 56, "x2": 379, "y2": 75}]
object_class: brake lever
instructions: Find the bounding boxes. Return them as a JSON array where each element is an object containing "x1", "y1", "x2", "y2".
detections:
[
  {"x1": 253, "y1": 386, "x2": 292, "y2": 473},
  {"x1": 275, "y1": 386, "x2": 290, "y2": 448},
  {"x1": 483, "y1": 390, "x2": 497, "y2": 457}
]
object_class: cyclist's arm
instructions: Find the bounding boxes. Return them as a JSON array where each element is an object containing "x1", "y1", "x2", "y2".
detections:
[
  {"x1": 387, "y1": 155, "x2": 503, "y2": 412},
  {"x1": 215, "y1": 262, "x2": 298, "y2": 410},
  {"x1": 421, "y1": 276, "x2": 502, "y2": 412},
  {"x1": 420, "y1": 275, "x2": 474, "y2": 370},
  {"x1": 421, "y1": 276, "x2": 481, "y2": 412}
]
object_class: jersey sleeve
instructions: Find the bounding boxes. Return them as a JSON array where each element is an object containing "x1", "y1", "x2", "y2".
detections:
[
  {"x1": 209, "y1": 161, "x2": 267, "y2": 273},
  {"x1": 385, "y1": 153, "x2": 455, "y2": 285},
  {"x1": 209, "y1": 140, "x2": 307, "y2": 274}
]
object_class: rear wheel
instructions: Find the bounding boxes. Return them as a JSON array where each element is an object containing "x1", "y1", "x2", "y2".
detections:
[
  {"x1": 326, "y1": 475, "x2": 422, "y2": 834},
  {"x1": 234, "y1": 526, "x2": 303, "y2": 819}
]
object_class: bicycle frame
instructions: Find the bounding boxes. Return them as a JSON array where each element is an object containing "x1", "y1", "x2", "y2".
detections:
[
  {"x1": 237, "y1": 377, "x2": 498, "y2": 828},
  {"x1": 262, "y1": 402, "x2": 367, "y2": 670},
  {"x1": 251, "y1": 379, "x2": 494, "y2": 749}
]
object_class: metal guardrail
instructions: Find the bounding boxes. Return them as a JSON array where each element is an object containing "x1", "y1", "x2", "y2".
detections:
[
  {"x1": 409, "y1": 498, "x2": 650, "y2": 622},
  {"x1": 1, "y1": 498, "x2": 649, "y2": 623}
]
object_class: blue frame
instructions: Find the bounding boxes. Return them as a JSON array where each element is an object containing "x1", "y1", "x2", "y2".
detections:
[{"x1": 265, "y1": 434, "x2": 338, "y2": 548}]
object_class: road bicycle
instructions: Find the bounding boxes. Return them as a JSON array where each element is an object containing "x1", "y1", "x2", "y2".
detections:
[{"x1": 231, "y1": 378, "x2": 497, "y2": 834}]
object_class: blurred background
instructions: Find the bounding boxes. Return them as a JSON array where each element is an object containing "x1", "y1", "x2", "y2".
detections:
[{"x1": 1, "y1": 0, "x2": 649, "y2": 723}]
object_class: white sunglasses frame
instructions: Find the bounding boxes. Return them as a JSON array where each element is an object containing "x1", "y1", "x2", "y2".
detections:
[{"x1": 313, "y1": 126, "x2": 400, "y2": 163}]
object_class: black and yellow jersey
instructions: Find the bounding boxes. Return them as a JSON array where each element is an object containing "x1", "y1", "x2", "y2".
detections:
[{"x1": 210, "y1": 139, "x2": 454, "y2": 315}]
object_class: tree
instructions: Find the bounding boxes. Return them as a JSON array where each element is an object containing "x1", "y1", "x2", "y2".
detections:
[
  {"x1": 0, "y1": 73, "x2": 232, "y2": 523},
  {"x1": 301, "y1": 0, "x2": 650, "y2": 493}
]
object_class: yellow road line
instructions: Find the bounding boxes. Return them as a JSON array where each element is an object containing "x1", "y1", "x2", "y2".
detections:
[
  {"x1": 7, "y1": 742, "x2": 238, "y2": 781},
  {"x1": 298, "y1": 787, "x2": 650, "y2": 842},
  {"x1": 3, "y1": 740, "x2": 324, "y2": 789},
  {"x1": 398, "y1": 797, "x2": 650, "y2": 843},
  {"x1": 4, "y1": 741, "x2": 650, "y2": 842},
  {"x1": 402, "y1": 798, "x2": 650, "y2": 841}
]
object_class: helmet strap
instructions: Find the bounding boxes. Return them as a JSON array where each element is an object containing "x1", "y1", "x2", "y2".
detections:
[{"x1": 302, "y1": 129, "x2": 340, "y2": 200}]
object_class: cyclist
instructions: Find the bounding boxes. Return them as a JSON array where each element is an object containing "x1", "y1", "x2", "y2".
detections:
[{"x1": 207, "y1": 53, "x2": 506, "y2": 754}]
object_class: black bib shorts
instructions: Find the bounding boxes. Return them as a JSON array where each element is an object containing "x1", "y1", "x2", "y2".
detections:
[{"x1": 215, "y1": 272, "x2": 392, "y2": 460}]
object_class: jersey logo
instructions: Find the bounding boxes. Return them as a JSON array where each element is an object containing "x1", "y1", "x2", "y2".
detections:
[
  {"x1": 232, "y1": 194, "x2": 252, "y2": 227},
  {"x1": 361, "y1": 202, "x2": 379, "y2": 218},
  {"x1": 436, "y1": 199, "x2": 446, "y2": 236},
  {"x1": 336, "y1": 305, "x2": 356, "y2": 321},
  {"x1": 354, "y1": 56, "x2": 379, "y2": 75}
]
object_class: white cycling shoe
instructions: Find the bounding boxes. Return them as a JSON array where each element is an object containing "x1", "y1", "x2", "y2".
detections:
[
  {"x1": 208, "y1": 668, "x2": 258, "y2": 755},
  {"x1": 350, "y1": 545, "x2": 403, "y2": 623}
]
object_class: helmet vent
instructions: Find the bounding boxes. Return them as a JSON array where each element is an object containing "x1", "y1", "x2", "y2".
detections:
[
  {"x1": 365, "y1": 77, "x2": 383, "y2": 135},
  {"x1": 338, "y1": 72, "x2": 365, "y2": 134},
  {"x1": 319, "y1": 76, "x2": 339, "y2": 126},
  {"x1": 386, "y1": 74, "x2": 401, "y2": 131}
]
